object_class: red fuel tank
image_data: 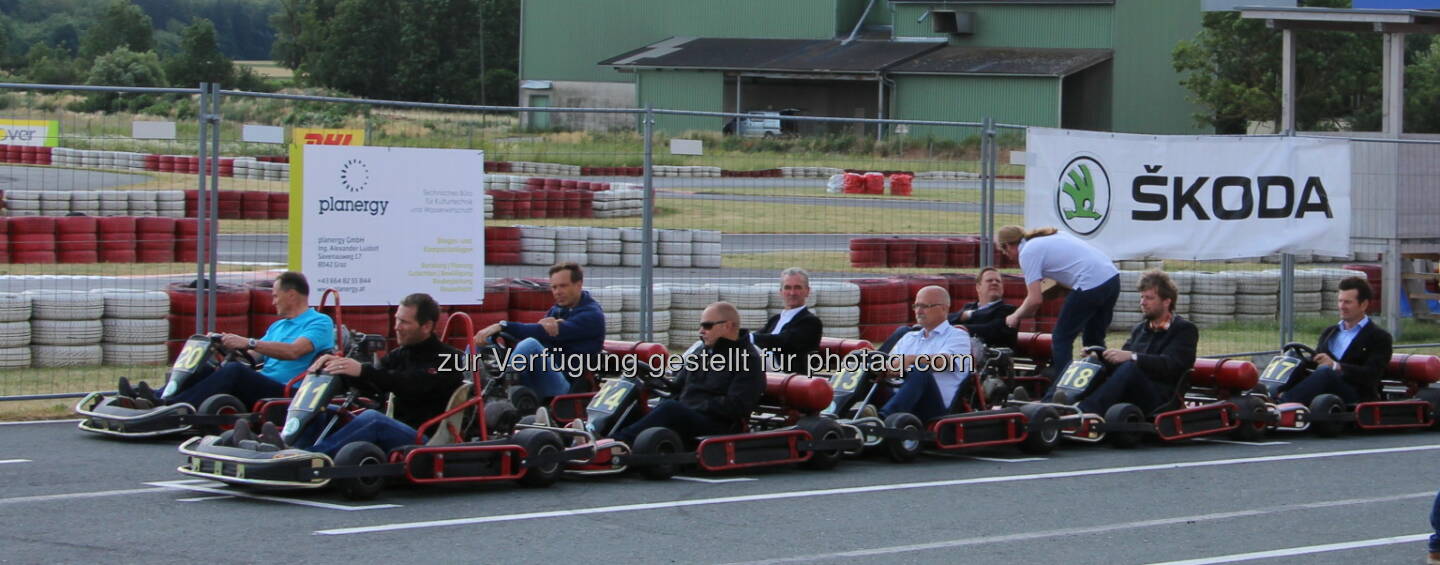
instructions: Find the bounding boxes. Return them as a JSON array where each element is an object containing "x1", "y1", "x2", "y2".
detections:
[
  {"x1": 1387, "y1": 354, "x2": 1440, "y2": 384},
  {"x1": 763, "y1": 372, "x2": 833, "y2": 413},
  {"x1": 1190, "y1": 358, "x2": 1259, "y2": 391}
]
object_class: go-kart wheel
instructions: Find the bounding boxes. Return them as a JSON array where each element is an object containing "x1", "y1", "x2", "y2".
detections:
[
  {"x1": 1104, "y1": 403, "x2": 1144, "y2": 449},
  {"x1": 1417, "y1": 388, "x2": 1440, "y2": 430},
  {"x1": 508, "y1": 386, "x2": 540, "y2": 416},
  {"x1": 333, "y1": 441, "x2": 388, "y2": 500},
  {"x1": 197, "y1": 394, "x2": 246, "y2": 434},
  {"x1": 798, "y1": 417, "x2": 845, "y2": 470},
  {"x1": 1309, "y1": 393, "x2": 1346, "y2": 437},
  {"x1": 1231, "y1": 395, "x2": 1268, "y2": 442},
  {"x1": 485, "y1": 399, "x2": 519, "y2": 438},
  {"x1": 1019, "y1": 404, "x2": 1061, "y2": 454},
  {"x1": 633, "y1": 427, "x2": 683, "y2": 480},
  {"x1": 879, "y1": 413, "x2": 923, "y2": 463},
  {"x1": 515, "y1": 428, "x2": 564, "y2": 488}
]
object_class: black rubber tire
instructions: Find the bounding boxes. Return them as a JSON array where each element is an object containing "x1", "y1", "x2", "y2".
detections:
[
  {"x1": 516, "y1": 414, "x2": 538, "y2": 427},
  {"x1": 333, "y1": 441, "x2": 388, "y2": 500},
  {"x1": 1309, "y1": 393, "x2": 1346, "y2": 438},
  {"x1": 1019, "y1": 404, "x2": 1061, "y2": 454},
  {"x1": 798, "y1": 417, "x2": 845, "y2": 470},
  {"x1": 197, "y1": 394, "x2": 246, "y2": 434},
  {"x1": 515, "y1": 428, "x2": 564, "y2": 488},
  {"x1": 508, "y1": 386, "x2": 540, "y2": 415},
  {"x1": 1231, "y1": 395, "x2": 1268, "y2": 442},
  {"x1": 880, "y1": 412, "x2": 923, "y2": 463},
  {"x1": 485, "y1": 399, "x2": 519, "y2": 438},
  {"x1": 1104, "y1": 403, "x2": 1144, "y2": 449},
  {"x1": 1416, "y1": 387, "x2": 1440, "y2": 430},
  {"x1": 633, "y1": 427, "x2": 683, "y2": 480}
]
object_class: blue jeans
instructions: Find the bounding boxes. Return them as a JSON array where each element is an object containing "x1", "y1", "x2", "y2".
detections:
[
  {"x1": 1277, "y1": 365, "x2": 1358, "y2": 405},
  {"x1": 880, "y1": 369, "x2": 948, "y2": 422},
  {"x1": 304, "y1": 410, "x2": 419, "y2": 456},
  {"x1": 167, "y1": 361, "x2": 284, "y2": 408},
  {"x1": 1429, "y1": 490, "x2": 1440, "y2": 553},
  {"x1": 509, "y1": 338, "x2": 571, "y2": 399},
  {"x1": 613, "y1": 399, "x2": 731, "y2": 445},
  {"x1": 1076, "y1": 361, "x2": 1164, "y2": 415},
  {"x1": 1051, "y1": 274, "x2": 1120, "y2": 375}
]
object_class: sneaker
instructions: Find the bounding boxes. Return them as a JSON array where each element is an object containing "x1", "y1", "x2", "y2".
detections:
[
  {"x1": 857, "y1": 404, "x2": 879, "y2": 420},
  {"x1": 231, "y1": 422, "x2": 257, "y2": 446},
  {"x1": 533, "y1": 406, "x2": 552, "y2": 427},
  {"x1": 1051, "y1": 391, "x2": 1072, "y2": 406},
  {"x1": 136, "y1": 381, "x2": 159, "y2": 403},
  {"x1": 1010, "y1": 387, "x2": 1031, "y2": 402},
  {"x1": 117, "y1": 377, "x2": 136, "y2": 399},
  {"x1": 258, "y1": 421, "x2": 285, "y2": 448},
  {"x1": 237, "y1": 439, "x2": 280, "y2": 453}
]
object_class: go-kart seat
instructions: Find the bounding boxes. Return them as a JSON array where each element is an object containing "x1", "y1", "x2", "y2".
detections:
[
  {"x1": 1149, "y1": 371, "x2": 1193, "y2": 415},
  {"x1": 426, "y1": 381, "x2": 475, "y2": 446}
]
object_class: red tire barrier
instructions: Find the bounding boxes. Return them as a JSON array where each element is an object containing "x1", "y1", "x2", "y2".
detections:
[
  {"x1": 508, "y1": 309, "x2": 548, "y2": 324},
  {"x1": 859, "y1": 302, "x2": 909, "y2": 324},
  {"x1": 169, "y1": 313, "x2": 249, "y2": 339},
  {"x1": 889, "y1": 173, "x2": 913, "y2": 196},
  {"x1": 167, "y1": 282, "x2": 249, "y2": 316},
  {"x1": 507, "y1": 280, "x2": 552, "y2": 311},
  {"x1": 250, "y1": 313, "x2": 282, "y2": 338},
  {"x1": 852, "y1": 278, "x2": 909, "y2": 305},
  {"x1": 842, "y1": 173, "x2": 865, "y2": 194},
  {"x1": 863, "y1": 172, "x2": 885, "y2": 194},
  {"x1": 886, "y1": 238, "x2": 917, "y2": 268},
  {"x1": 860, "y1": 323, "x2": 906, "y2": 344},
  {"x1": 58, "y1": 250, "x2": 98, "y2": 263},
  {"x1": 11, "y1": 232, "x2": 57, "y2": 253},
  {"x1": 482, "y1": 283, "x2": 510, "y2": 313}
]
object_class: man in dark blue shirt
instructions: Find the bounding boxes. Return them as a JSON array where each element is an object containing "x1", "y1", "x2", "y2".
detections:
[{"x1": 475, "y1": 262, "x2": 606, "y2": 399}]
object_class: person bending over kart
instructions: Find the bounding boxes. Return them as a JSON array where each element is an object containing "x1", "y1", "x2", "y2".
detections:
[
  {"x1": 119, "y1": 271, "x2": 334, "y2": 408},
  {"x1": 474, "y1": 262, "x2": 605, "y2": 400},
  {"x1": 867, "y1": 285, "x2": 972, "y2": 423},
  {"x1": 235, "y1": 293, "x2": 466, "y2": 454},
  {"x1": 1276, "y1": 277, "x2": 1392, "y2": 406},
  {"x1": 1037, "y1": 270, "x2": 1196, "y2": 416},
  {"x1": 611, "y1": 301, "x2": 765, "y2": 446},
  {"x1": 751, "y1": 267, "x2": 823, "y2": 373},
  {"x1": 998, "y1": 225, "x2": 1120, "y2": 376},
  {"x1": 949, "y1": 267, "x2": 1018, "y2": 350}
]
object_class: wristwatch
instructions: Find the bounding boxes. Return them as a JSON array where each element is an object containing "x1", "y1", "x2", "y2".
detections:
[{"x1": 247, "y1": 338, "x2": 258, "y2": 349}]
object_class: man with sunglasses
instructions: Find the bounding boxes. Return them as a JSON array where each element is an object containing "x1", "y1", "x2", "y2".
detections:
[
  {"x1": 612, "y1": 301, "x2": 766, "y2": 446},
  {"x1": 869, "y1": 285, "x2": 972, "y2": 422}
]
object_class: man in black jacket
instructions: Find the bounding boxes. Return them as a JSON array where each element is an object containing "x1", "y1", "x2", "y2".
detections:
[
  {"x1": 613, "y1": 301, "x2": 766, "y2": 445},
  {"x1": 949, "y1": 267, "x2": 1018, "y2": 349},
  {"x1": 1071, "y1": 270, "x2": 1198, "y2": 415},
  {"x1": 1279, "y1": 277, "x2": 1393, "y2": 405},
  {"x1": 254, "y1": 293, "x2": 465, "y2": 455},
  {"x1": 752, "y1": 267, "x2": 823, "y2": 373}
]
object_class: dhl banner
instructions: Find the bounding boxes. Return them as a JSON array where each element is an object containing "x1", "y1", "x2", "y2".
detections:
[
  {"x1": 0, "y1": 119, "x2": 60, "y2": 147},
  {"x1": 294, "y1": 128, "x2": 364, "y2": 146}
]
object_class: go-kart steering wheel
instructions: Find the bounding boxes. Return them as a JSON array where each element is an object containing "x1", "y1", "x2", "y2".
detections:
[
  {"x1": 1082, "y1": 345, "x2": 1107, "y2": 359},
  {"x1": 210, "y1": 334, "x2": 263, "y2": 370},
  {"x1": 1281, "y1": 342, "x2": 1316, "y2": 363}
]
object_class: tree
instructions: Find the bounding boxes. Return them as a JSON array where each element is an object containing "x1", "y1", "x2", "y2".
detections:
[
  {"x1": 82, "y1": 46, "x2": 166, "y2": 112},
  {"x1": 78, "y1": 0, "x2": 154, "y2": 61},
  {"x1": 1405, "y1": 36, "x2": 1440, "y2": 133},
  {"x1": 24, "y1": 43, "x2": 83, "y2": 84},
  {"x1": 164, "y1": 18, "x2": 233, "y2": 87}
]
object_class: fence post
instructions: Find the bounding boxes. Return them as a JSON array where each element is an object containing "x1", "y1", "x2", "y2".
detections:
[
  {"x1": 1280, "y1": 253, "x2": 1295, "y2": 347},
  {"x1": 194, "y1": 83, "x2": 210, "y2": 334},
  {"x1": 979, "y1": 117, "x2": 996, "y2": 268},
  {"x1": 208, "y1": 84, "x2": 224, "y2": 330},
  {"x1": 204, "y1": 84, "x2": 222, "y2": 331},
  {"x1": 640, "y1": 106, "x2": 655, "y2": 341}
]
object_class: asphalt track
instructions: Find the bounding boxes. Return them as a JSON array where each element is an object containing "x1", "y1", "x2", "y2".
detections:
[{"x1": 1, "y1": 419, "x2": 1437, "y2": 564}]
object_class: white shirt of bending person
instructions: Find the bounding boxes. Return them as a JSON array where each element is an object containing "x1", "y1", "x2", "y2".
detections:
[{"x1": 890, "y1": 322, "x2": 972, "y2": 409}]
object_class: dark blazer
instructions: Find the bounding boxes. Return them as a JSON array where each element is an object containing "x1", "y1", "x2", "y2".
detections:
[
  {"x1": 674, "y1": 331, "x2": 767, "y2": 424},
  {"x1": 1121, "y1": 315, "x2": 1199, "y2": 403},
  {"x1": 1315, "y1": 320, "x2": 1393, "y2": 401},
  {"x1": 751, "y1": 306, "x2": 823, "y2": 374},
  {"x1": 948, "y1": 300, "x2": 1018, "y2": 348}
]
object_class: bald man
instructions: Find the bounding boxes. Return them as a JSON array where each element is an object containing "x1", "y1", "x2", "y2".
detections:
[
  {"x1": 612, "y1": 301, "x2": 766, "y2": 446},
  {"x1": 875, "y1": 285, "x2": 973, "y2": 422}
]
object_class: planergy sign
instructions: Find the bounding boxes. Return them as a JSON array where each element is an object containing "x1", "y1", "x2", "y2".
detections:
[
  {"x1": 1025, "y1": 128, "x2": 1350, "y2": 260},
  {"x1": 0, "y1": 119, "x2": 60, "y2": 147}
]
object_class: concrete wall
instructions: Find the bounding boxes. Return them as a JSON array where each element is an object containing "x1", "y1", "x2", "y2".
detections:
[{"x1": 520, "y1": 80, "x2": 638, "y2": 130}]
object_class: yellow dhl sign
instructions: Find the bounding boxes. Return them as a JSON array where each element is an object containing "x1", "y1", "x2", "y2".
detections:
[{"x1": 294, "y1": 128, "x2": 364, "y2": 146}]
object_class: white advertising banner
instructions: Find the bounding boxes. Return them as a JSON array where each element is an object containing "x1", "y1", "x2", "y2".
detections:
[
  {"x1": 291, "y1": 145, "x2": 485, "y2": 306},
  {"x1": 1024, "y1": 128, "x2": 1351, "y2": 260}
]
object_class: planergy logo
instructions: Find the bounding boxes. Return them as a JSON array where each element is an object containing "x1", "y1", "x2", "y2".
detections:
[
  {"x1": 317, "y1": 157, "x2": 389, "y2": 216},
  {"x1": 1055, "y1": 155, "x2": 1110, "y2": 236}
]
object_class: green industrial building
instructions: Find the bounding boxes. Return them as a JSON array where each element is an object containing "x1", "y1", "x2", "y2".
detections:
[{"x1": 518, "y1": 0, "x2": 1215, "y2": 136}]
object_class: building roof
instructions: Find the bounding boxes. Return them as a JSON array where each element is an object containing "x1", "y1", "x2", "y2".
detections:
[
  {"x1": 1239, "y1": 6, "x2": 1440, "y2": 33},
  {"x1": 889, "y1": 46, "x2": 1112, "y2": 77},
  {"x1": 599, "y1": 37, "x2": 945, "y2": 74}
]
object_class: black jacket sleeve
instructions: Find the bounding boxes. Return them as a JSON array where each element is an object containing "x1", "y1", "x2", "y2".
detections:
[
  {"x1": 698, "y1": 345, "x2": 766, "y2": 422},
  {"x1": 358, "y1": 347, "x2": 463, "y2": 401},
  {"x1": 957, "y1": 303, "x2": 1019, "y2": 347},
  {"x1": 1337, "y1": 325, "x2": 1393, "y2": 393}
]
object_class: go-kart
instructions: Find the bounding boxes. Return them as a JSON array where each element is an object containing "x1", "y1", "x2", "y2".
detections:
[
  {"x1": 1251, "y1": 342, "x2": 1440, "y2": 437},
  {"x1": 176, "y1": 311, "x2": 572, "y2": 500},
  {"x1": 518, "y1": 340, "x2": 860, "y2": 480}
]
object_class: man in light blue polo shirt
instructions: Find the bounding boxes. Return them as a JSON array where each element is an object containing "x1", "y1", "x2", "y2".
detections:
[
  {"x1": 875, "y1": 285, "x2": 973, "y2": 422},
  {"x1": 122, "y1": 272, "x2": 335, "y2": 408}
]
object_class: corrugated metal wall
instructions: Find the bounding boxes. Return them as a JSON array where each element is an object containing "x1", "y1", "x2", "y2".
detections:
[
  {"x1": 638, "y1": 71, "x2": 726, "y2": 133},
  {"x1": 521, "y1": 0, "x2": 841, "y2": 83},
  {"x1": 1111, "y1": 0, "x2": 1207, "y2": 134},
  {"x1": 891, "y1": 75, "x2": 1059, "y2": 137},
  {"x1": 891, "y1": 3, "x2": 1113, "y2": 48}
]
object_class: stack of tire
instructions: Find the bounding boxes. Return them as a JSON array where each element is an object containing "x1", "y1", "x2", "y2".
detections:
[
  {"x1": 10, "y1": 217, "x2": 56, "y2": 264},
  {"x1": 620, "y1": 228, "x2": 646, "y2": 267},
  {"x1": 98, "y1": 217, "x2": 137, "y2": 263},
  {"x1": 166, "y1": 282, "x2": 249, "y2": 360},
  {"x1": 586, "y1": 227, "x2": 622, "y2": 267},
  {"x1": 246, "y1": 280, "x2": 279, "y2": 340},
  {"x1": 854, "y1": 278, "x2": 909, "y2": 343},
  {"x1": 1232, "y1": 271, "x2": 1281, "y2": 323},
  {"x1": 269, "y1": 193, "x2": 289, "y2": 219},
  {"x1": 242, "y1": 191, "x2": 271, "y2": 220},
  {"x1": 651, "y1": 166, "x2": 722, "y2": 178},
  {"x1": 3, "y1": 190, "x2": 41, "y2": 216},
  {"x1": 0, "y1": 218, "x2": 8, "y2": 263},
  {"x1": 1292, "y1": 270, "x2": 1324, "y2": 319},
  {"x1": 1111, "y1": 271, "x2": 1145, "y2": 331},
  {"x1": 1169, "y1": 271, "x2": 1195, "y2": 318},
  {"x1": 216, "y1": 191, "x2": 242, "y2": 219},
  {"x1": 1188, "y1": 272, "x2": 1239, "y2": 328},
  {"x1": 94, "y1": 289, "x2": 170, "y2": 366},
  {"x1": 174, "y1": 219, "x2": 200, "y2": 262},
  {"x1": 485, "y1": 226, "x2": 522, "y2": 265},
  {"x1": 26, "y1": 290, "x2": 103, "y2": 368},
  {"x1": 810, "y1": 281, "x2": 862, "y2": 339},
  {"x1": 483, "y1": 193, "x2": 495, "y2": 220},
  {"x1": 55, "y1": 216, "x2": 98, "y2": 263},
  {"x1": 616, "y1": 286, "x2": 670, "y2": 344},
  {"x1": 505, "y1": 278, "x2": 552, "y2": 324},
  {"x1": 39, "y1": 191, "x2": 69, "y2": 217},
  {"x1": 100, "y1": 191, "x2": 129, "y2": 216},
  {"x1": 661, "y1": 284, "x2": 715, "y2": 348},
  {"x1": 232, "y1": 158, "x2": 261, "y2": 180},
  {"x1": 915, "y1": 171, "x2": 980, "y2": 181},
  {"x1": 657, "y1": 229, "x2": 692, "y2": 268},
  {"x1": 0, "y1": 145, "x2": 53, "y2": 165},
  {"x1": 712, "y1": 284, "x2": 769, "y2": 337},
  {"x1": 518, "y1": 226, "x2": 556, "y2": 266},
  {"x1": 70, "y1": 191, "x2": 100, "y2": 216},
  {"x1": 585, "y1": 287, "x2": 624, "y2": 339},
  {"x1": 1314, "y1": 268, "x2": 1356, "y2": 316},
  {"x1": 136, "y1": 217, "x2": 177, "y2": 263},
  {"x1": 848, "y1": 238, "x2": 886, "y2": 268},
  {"x1": 0, "y1": 293, "x2": 31, "y2": 368},
  {"x1": 779, "y1": 167, "x2": 845, "y2": 179},
  {"x1": 1342, "y1": 263, "x2": 1384, "y2": 314},
  {"x1": 554, "y1": 227, "x2": 588, "y2": 266},
  {"x1": 128, "y1": 191, "x2": 159, "y2": 217},
  {"x1": 692, "y1": 230, "x2": 721, "y2": 268},
  {"x1": 592, "y1": 185, "x2": 643, "y2": 218}
]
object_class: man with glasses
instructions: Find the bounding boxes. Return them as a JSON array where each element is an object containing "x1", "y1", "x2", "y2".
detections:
[
  {"x1": 612, "y1": 301, "x2": 766, "y2": 445},
  {"x1": 751, "y1": 267, "x2": 823, "y2": 373},
  {"x1": 866, "y1": 285, "x2": 972, "y2": 422}
]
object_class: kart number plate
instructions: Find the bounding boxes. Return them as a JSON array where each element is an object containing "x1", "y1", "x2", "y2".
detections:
[
  {"x1": 1054, "y1": 359, "x2": 1104, "y2": 395},
  {"x1": 588, "y1": 379, "x2": 634, "y2": 416},
  {"x1": 291, "y1": 373, "x2": 336, "y2": 413},
  {"x1": 172, "y1": 340, "x2": 208, "y2": 372},
  {"x1": 829, "y1": 368, "x2": 864, "y2": 395},
  {"x1": 1260, "y1": 355, "x2": 1304, "y2": 386}
]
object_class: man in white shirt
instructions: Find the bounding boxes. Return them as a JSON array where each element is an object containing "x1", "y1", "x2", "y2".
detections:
[
  {"x1": 751, "y1": 267, "x2": 823, "y2": 373},
  {"x1": 877, "y1": 285, "x2": 973, "y2": 422}
]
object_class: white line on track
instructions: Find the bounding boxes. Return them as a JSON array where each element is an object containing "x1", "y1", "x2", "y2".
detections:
[
  {"x1": 314, "y1": 443, "x2": 1440, "y2": 536},
  {"x1": 0, "y1": 419, "x2": 81, "y2": 426},
  {"x1": 964, "y1": 456, "x2": 1047, "y2": 463},
  {"x1": 672, "y1": 476, "x2": 757, "y2": 484},
  {"x1": 0, "y1": 459, "x2": 32, "y2": 464},
  {"x1": 176, "y1": 495, "x2": 234, "y2": 503},
  {"x1": 0, "y1": 487, "x2": 169, "y2": 506},
  {"x1": 1148, "y1": 533, "x2": 1431, "y2": 565},
  {"x1": 146, "y1": 480, "x2": 400, "y2": 511},
  {"x1": 1193, "y1": 438, "x2": 1291, "y2": 446},
  {"x1": 726, "y1": 493, "x2": 1434, "y2": 565}
]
